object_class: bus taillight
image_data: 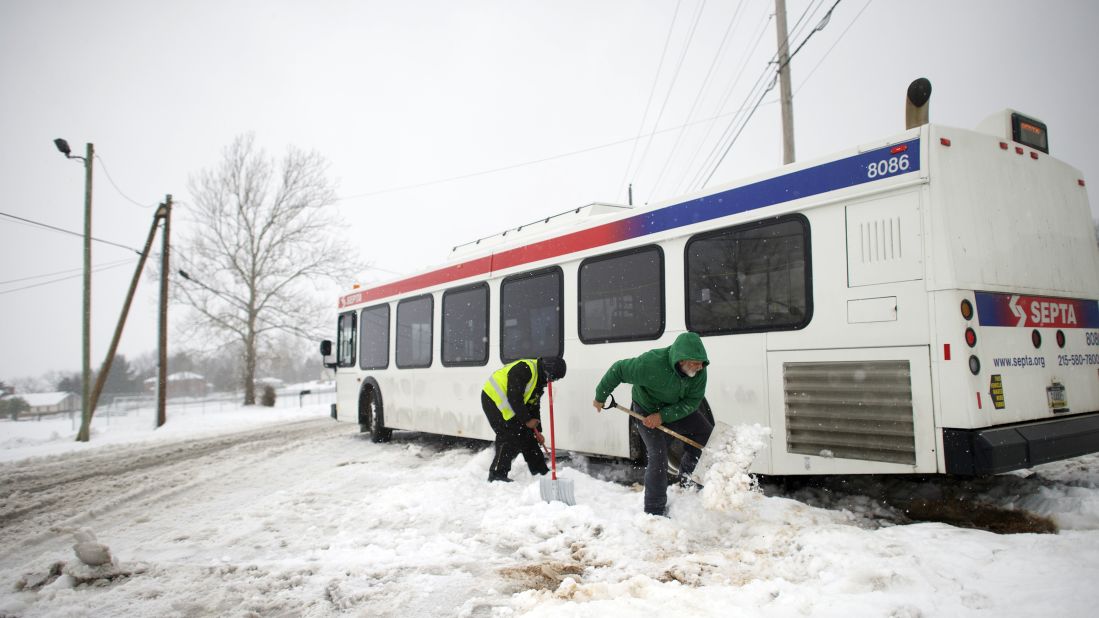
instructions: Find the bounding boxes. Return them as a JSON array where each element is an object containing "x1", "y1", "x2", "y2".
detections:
[
  {"x1": 960, "y1": 299, "x2": 974, "y2": 320},
  {"x1": 965, "y1": 328, "x2": 977, "y2": 347},
  {"x1": 1056, "y1": 330, "x2": 1066, "y2": 348},
  {"x1": 1032, "y1": 330, "x2": 1042, "y2": 348}
]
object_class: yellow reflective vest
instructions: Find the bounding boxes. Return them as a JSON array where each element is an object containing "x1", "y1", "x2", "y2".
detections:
[{"x1": 483, "y1": 359, "x2": 538, "y2": 421}]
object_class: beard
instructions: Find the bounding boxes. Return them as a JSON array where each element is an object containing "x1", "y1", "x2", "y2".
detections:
[{"x1": 681, "y1": 365, "x2": 699, "y2": 378}]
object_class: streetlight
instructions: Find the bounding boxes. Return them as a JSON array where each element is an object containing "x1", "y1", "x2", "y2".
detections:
[{"x1": 54, "y1": 138, "x2": 95, "y2": 442}]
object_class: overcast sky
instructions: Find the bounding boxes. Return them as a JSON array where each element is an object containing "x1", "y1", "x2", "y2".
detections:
[{"x1": 2, "y1": 0, "x2": 1097, "y2": 383}]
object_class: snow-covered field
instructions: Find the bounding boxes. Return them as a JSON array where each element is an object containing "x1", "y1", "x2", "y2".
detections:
[{"x1": 2, "y1": 403, "x2": 1098, "y2": 617}]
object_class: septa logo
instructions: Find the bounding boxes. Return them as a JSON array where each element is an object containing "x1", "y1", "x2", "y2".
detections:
[{"x1": 977, "y1": 292, "x2": 1099, "y2": 328}]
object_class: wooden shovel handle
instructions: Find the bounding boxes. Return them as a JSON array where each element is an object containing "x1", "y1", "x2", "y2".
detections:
[{"x1": 604, "y1": 396, "x2": 704, "y2": 450}]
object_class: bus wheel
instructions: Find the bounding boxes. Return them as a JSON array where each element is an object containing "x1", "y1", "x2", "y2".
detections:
[
  {"x1": 358, "y1": 387, "x2": 372, "y2": 434},
  {"x1": 366, "y1": 390, "x2": 392, "y2": 443}
]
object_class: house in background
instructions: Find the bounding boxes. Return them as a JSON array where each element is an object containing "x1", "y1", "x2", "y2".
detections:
[
  {"x1": 15, "y1": 391, "x2": 80, "y2": 417},
  {"x1": 143, "y1": 372, "x2": 208, "y2": 398}
]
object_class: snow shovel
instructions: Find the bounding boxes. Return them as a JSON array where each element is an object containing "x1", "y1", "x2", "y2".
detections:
[
  {"x1": 539, "y1": 380, "x2": 576, "y2": 505},
  {"x1": 601, "y1": 394, "x2": 731, "y2": 484}
]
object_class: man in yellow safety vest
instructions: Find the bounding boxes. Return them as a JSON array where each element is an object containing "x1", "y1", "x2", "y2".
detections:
[{"x1": 482, "y1": 356, "x2": 567, "y2": 482}]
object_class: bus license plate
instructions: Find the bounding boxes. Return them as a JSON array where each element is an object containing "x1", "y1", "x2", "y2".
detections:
[{"x1": 1047, "y1": 383, "x2": 1068, "y2": 413}]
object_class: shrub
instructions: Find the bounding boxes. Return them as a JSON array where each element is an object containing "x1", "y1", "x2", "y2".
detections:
[
  {"x1": 260, "y1": 385, "x2": 276, "y2": 407},
  {"x1": 1, "y1": 396, "x2": 29, "y2": 420}
]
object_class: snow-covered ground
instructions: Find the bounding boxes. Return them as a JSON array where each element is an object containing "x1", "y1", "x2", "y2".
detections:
[{"x1": 2, "y1": 403, "x2": 1098, "y2": 617}]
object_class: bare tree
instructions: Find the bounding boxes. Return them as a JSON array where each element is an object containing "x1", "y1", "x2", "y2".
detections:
[{"x1": 176, "y1": 134, "x2": 360, "y2": 404}]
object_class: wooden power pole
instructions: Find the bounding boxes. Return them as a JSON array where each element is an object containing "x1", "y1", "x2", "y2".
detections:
[
  {"x1": 157, "y1": 195, "x2": 172, "y2": 428},
  {"x1": 775, "y1": 0, "x2": 796, "y2": 165}
]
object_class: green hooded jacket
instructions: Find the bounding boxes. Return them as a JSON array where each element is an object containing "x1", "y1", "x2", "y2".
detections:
[{"x1": 594, "y1": 332, "x2": 709, "y2": 423}]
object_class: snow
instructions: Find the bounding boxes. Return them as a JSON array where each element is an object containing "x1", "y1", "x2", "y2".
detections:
[{"x1": 2, "y1": 404, "x2": 1099, "y2": 617}]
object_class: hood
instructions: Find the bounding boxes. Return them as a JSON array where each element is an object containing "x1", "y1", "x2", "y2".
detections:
[{"x1": 668, "y1": 332, "x2": 709, "y2": 368}]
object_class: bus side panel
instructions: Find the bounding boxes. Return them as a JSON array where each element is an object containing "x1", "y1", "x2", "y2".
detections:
[
  {"x1": 766, "y1": 346, "x2": 937, "y2": 474},
  {"x1": 705, "y1": 332, "x2": 772, "y2": 474},
  {"x1": 335, "y1": 370, "x2": 360, "y2": 425},
  {"x1": 400, "y1": 366, "x2": 495, "y2": 440}
]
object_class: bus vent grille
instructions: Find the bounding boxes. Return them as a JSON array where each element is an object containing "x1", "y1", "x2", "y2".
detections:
[
  {"x1": 859, "y1": 217, "x2": 904, "y2": 264},
  {"x1": 783, "y1": 360, "x2": 916, "y2": 465}
]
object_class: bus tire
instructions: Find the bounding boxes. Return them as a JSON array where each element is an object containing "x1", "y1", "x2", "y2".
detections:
[{"x1": 358, "y1": 381, "x2": 392, "y2": 443}]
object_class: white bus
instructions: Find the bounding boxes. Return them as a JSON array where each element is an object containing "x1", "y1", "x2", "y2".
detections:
[{"x1": 322, "y1": 84, "x2": 1099, "y2": 476}]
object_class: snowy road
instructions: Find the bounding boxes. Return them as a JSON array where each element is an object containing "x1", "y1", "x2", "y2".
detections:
[
  {"x1": 0, "y1": 419, "x2": 343, "y2": 541},
  {"x1": 3, "y1": 411, "x2": 1099, "y2": 617}
]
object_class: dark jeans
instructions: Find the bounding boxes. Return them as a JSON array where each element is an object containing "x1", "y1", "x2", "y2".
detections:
[
  {"x1": 633, "y1": 402, "x2": 714, "y2": 515},
  {"x1": 482, "y1": 392, "x2": 549, "y2": 480}
]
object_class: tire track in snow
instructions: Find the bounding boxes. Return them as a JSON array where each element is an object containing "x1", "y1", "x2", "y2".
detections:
[{"x1": 0, "y1": 419, "x2": 346, "y2": 553}]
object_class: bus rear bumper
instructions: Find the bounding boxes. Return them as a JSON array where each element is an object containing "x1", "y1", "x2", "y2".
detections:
[{"x1": 943, "y1": 412, "x2": 1099, "y2": 475}]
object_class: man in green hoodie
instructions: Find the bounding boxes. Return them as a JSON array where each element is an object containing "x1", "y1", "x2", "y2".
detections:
[{"x1": 592, "y1": 332, "x2": 713, "y2": 516}]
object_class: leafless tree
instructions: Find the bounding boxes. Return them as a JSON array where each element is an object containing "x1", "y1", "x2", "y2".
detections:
[{"x1": 175, "y1": 134, "x2": 361, "y2": 404}]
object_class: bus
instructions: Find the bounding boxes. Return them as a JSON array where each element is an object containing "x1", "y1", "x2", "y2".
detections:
[{"x1": 321, "y1": 82, "x2": 1099, "y2": 476}]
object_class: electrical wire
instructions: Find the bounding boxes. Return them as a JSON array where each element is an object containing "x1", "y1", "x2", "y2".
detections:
[
  {"x1": 0, "y1": 257, "x2": 137, "y2": 285},
  {"x1": 95, "y1": 155, "x2": 158, "y2": 208},
  {"x1": 673, "y1": 7, "x2": 773, "y2": 196},
  {"x1": 628, "y1": 0, "x2": 709, "y2": 199},
  {"x1": 697, "y1": 0, "x2": 843, "y2": 189},
  {"x1": 617, "y1": 0, "x2": 684, "y2": 203},
  {"x1": 0, "y1": 258, "x2": 138, "y2": 296},
  {"x1": 0, "y1": 208, "x2": 143, "y2": 252},
  {"x1": 794, "y1": 0, "x2": 872, "y2": 96},
  {"x1": 648, "y1": 0, "x2": 747, "y2": 201},
  {"x1": 334, "y1": 107, "x2": 750, "y2": 203},
  {"x1": 680, "y1": 0, "x2": 825, "y2": 195},
  {"x1": 0, "y1": 211, "x2": 144, "y2": 254}
]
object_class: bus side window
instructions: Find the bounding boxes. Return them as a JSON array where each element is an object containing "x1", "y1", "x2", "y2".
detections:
[
  {"x1": 396, "y1": 295, "x2": 433, "y2": 368},
  {"x1": 685, "y1": 215, "x2": 812, "y2": 335},
  {"x1": 500, "y1": 267, "x2": 563, "y2": 362},
  {"x1": 578, "y1": 245, "x2": 665, "y2": 343},
  {"x1": 337, "y1": 311, "x2": 357, "y2": 368},
  {"x1": 442, "y1": 283, "x2": 489, "y2": 366},
  {"x1": 359, "y1": 304, "x2": 390, "y2": 370}
]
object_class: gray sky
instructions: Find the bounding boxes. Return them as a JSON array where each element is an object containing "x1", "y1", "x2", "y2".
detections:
[{"x1": 2, "y1": 0, "x2": 1097, "y2": 382}]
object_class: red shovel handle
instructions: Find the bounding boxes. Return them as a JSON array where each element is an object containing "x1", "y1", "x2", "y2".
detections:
[{"x1": 548, "y1": 380, "x2": 558, "y2": 481}]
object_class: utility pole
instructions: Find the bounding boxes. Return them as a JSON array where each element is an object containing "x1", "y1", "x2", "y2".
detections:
[
  {"x1": 80, "y1": 142, "x2": 94, "y2": 440},
  {"x1": 157, "y1": 195, "x2": 172, "y2": 428},
  {"x1": 54, "y1": 138, "x2": 95, "y2": 442},
  {"x1": 87, "y1": 206, "x2": 168, "y2": 418},
  {"x1": 775, "y1": 0, "x2": 796, "y2": 165}
]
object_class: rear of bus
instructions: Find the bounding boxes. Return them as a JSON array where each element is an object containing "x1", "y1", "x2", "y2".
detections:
[{"x1": 926, "y1": 110, "x2": 1099, "y2": 474}]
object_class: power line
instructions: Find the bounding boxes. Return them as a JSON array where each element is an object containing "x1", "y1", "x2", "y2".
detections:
[
  {"x1": 0, "y1": 211, "x2": 143, "y2": 254},
  {"x1": 334, "y1": 105, "x2": 755, "y2": 203},
  {"x1": 649, "y1": 0, "x2": 748, "y2": 201},
  {"x1": 95, "y1": 155, "x2": 158, "y2": 209},
  {"x1": 794, "y1": 0, "x2": 872, "y2": 96},
  {"x1": 697, "y1": 0, "x2": 843, "y2": 189},
  {"x1": 673, "y1": 7, "x2": 773, "y2": 197},
  {"x1": 617, "y1": 0, "x2": 685, "y2": 203},
  {"x1": 629, "y1": 0, "x2": 709, "y2": 199},
  {"x1": 0, "y1": 257, "x2": 136, "y2": 285},
  {"x1": 680, "y1": 0, "x2": 826, "y2": 195},
  {"x1": 0, "y1": 258, "x2": 137, "y2": 296}
]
